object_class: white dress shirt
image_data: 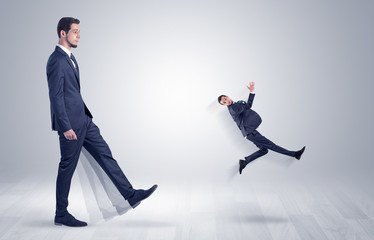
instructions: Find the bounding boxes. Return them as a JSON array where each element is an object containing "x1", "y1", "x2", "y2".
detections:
[{"x1": 57, "y1": 44, "x2": 76, "y2": 68}]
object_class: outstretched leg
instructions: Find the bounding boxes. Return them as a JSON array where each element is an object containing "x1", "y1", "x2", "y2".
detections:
[
  {"x1": 248, "y1": 130, "x2": 295, "y2": 157},
  {"x1": 239, "y1": 130, "x2": 301, "y2": 174},
  {"x1": 83, "y1": 118, "x2": 135, "y2": 200},
  {"x1": 82, "y1": 118, "x2": 158, "y2": 208}
]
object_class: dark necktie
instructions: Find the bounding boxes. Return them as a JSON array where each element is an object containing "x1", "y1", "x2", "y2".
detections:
[
  {"x1": 70, "y1": 54, "x2": 78, "y2": 69},
  {"x1": 70, "y1": 53, "x2": 80, "y2": 88}
]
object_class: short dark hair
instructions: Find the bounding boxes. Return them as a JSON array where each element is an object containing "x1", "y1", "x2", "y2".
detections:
[
  {"x1": 218, "y1": 95, "x2": 226, "y2": 105},
  {"x1": 57, "y1": 17, "x2": 80, "y2": 38}
]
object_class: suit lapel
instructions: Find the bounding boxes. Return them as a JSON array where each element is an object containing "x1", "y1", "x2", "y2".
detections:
[
  {"x1": 55, "y1": 47, "x2": 80, "y2": 89},
  {"x1": 64, "y1": 54, "x2": 80, "y2": 87},
  {"x1": 70, "y1": 54, "x2": 80, "y2": 87}
]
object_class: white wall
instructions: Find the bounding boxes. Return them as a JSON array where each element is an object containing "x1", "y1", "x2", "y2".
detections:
[{"x1": 0, "y1": 0, "x2": 373, "y2": 186}]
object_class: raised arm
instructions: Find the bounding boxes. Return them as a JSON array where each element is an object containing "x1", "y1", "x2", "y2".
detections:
[{"x1": 246, "y1": 81, "x2": 256, "y2": 108}]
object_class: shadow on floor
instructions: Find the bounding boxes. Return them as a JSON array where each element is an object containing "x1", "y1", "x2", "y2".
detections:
[
  {"x1": 115, "y1": 219, "x2": 176, "y2": 228},
  {"x1": 230, "y1": 215, "x2": 289, "y2": 224}
]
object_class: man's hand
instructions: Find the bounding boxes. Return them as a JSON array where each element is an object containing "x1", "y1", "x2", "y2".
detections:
[
  {"x1": 247, "y1": 81, "x2": 255, "y2": 93},
  {"x1": 63, "y1": 129, "x2": 77, "y2": 140}
]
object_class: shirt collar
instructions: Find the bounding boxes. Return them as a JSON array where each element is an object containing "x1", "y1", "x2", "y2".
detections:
[{"x1": 57, "y1": 44, "x2": 72, "y2": 57}]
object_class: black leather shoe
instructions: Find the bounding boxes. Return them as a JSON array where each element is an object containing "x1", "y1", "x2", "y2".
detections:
[
  {"x1": 239, "y1": 160, "x2": 246, "y2": 174},
  {"x1": 128, "y1": 184, "x2": 158, "y2": 208},
  {"x1": 54, "y1": 213, "x2": 87, "y2": 227},
  {"x1": 295, "y1": 146, "x2": 306, "y2": 160}
]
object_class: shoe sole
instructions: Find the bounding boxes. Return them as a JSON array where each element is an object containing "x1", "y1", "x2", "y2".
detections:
[
  {"x1": 54, "y1": 222, "x2": 87, "y2": 227},
  {"x1": 132, "y1": 201, "x2": 141, "y2": 209}
]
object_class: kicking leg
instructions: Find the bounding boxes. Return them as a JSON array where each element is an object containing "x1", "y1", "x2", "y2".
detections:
[
  {"x1": 83, "y1": 119, "x2": 135, "y2": 199},
  {"x1": 82, "y1": 118, "x2": 158, "y2": 208}
]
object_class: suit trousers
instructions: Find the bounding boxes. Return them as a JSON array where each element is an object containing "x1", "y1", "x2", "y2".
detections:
[
  {"x1": 244, "y1": 130, "x2": 295, "y2": 163},
  {"x1": 56, "y1": 115, "x2": 135, "y2": 216}
]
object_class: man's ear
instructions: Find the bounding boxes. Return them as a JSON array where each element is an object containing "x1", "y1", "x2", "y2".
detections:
[{"x1": 60, "y1": 30, "x2": 66, "y2": 38}]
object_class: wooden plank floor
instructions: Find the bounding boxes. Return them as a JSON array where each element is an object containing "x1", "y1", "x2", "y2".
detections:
[{"x1": 1, "y1": 177, "x2": 374, "y2": 240}]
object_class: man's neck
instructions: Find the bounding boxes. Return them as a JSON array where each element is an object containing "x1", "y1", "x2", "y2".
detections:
[
  {"x1": 58, "y1": 39, "x2": 71, "y2": 51},
  {"x1": 57, "y1": 42, "x2": 72, "y2": 58}
]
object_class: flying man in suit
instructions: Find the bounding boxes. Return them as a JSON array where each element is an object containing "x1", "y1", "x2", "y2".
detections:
[
  {"x1": 218, "y1": 82, "x2": 305, "y2": 174},
  {"x1": 46, "y1": 17, "x2": 157, "y2": 227}
]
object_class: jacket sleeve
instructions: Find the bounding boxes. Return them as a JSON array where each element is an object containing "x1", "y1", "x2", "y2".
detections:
[
  {"x1": 47, "y1": 57, "x2": 72, "y2": 132},
  {"x1": 246, "y1": 93, "x2": 255, "y2": 108}
]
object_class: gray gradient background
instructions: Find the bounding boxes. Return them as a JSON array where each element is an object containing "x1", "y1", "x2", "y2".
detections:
[{"x1": 0, "y1": 0, "x2": 373, "y2": 187}]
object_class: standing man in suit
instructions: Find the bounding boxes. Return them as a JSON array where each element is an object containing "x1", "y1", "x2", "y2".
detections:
[
  {"x1": 218, "y1": 82, "x2": 305, "y2": 174},
  {"x1": 47, "y1": 17, "x2": 157, "y2": 227}
]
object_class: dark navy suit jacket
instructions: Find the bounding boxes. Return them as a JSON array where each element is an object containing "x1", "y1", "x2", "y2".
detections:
[
  {"x1": 47, "y1": 46, "x2": 92, "y2": 132},
  {"x1": 228, "y1": 93, "x2": 262, "y2": 137}
]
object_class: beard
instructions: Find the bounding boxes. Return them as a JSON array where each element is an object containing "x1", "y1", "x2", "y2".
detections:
[{"x1": 67, "y1": 38, "x2": 78, "y2": 48}]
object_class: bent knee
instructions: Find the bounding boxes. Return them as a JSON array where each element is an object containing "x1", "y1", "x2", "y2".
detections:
[{"x1": 260, "y1": 148, "x2": 268, "y2": 154}]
